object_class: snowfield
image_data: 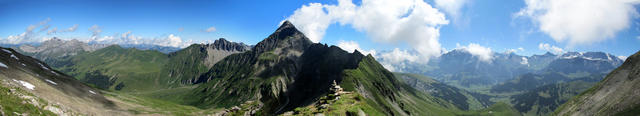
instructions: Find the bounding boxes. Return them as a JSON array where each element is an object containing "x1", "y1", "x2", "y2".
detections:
[
  {"x1": 10, "y1": 54, "x2": 18, "y2": 60},
  {"x1": 39, "y1": 63, "x2": 50, "y2": 70},
  {"x1": 0, "y1": 62, "x2": 7, "y2": 68},
  {"x1": 13, "y1": 79, "x2": 35, "y2": 90},
  {"x1": 45, "y1": 79, "x2": 57, "y2": 85},
  {"x1": 1, "y1": 49, "x2": 11, "y2": 53}
]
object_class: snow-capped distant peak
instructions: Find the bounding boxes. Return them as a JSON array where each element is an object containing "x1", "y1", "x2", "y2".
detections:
[{"x1": 520, "y1": 57, "x2": 529, "y2": 65}]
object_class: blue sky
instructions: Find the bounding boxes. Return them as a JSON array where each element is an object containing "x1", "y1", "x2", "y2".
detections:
[{"x1": 1, "y1": 0, "x2": 639, "y2": 57}]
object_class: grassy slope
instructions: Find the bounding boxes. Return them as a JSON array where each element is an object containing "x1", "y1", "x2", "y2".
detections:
[
  {"x1": 510, "y1": 81, "x2": 594, "y2": 116},
  {"x1": 161, "y1": 44, "x2": 210, "y2": 85},
  {"x1": 0, "y1": 85, "x2": 56, "y2": 115},
  {"x1": 55, "y1": 45, "x2": 170, "y2": 92},
  {"x1": 340, "y1": 56, "x2": 458, "y2": 115},
  {"x1": 394, "y1": 72, "x2": 493, "y2": 110},
  {"x1": 102, "y1": 91, "x2": 219, "y2": 115},
  {"x1": 326, "y1": 56, "x2": 520, "y2": 115}
]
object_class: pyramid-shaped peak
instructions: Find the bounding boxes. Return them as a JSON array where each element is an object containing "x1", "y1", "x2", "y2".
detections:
[
  {"x1": 252, "y1": 20, "x2": 313, "y2": 53},
  {"x1": 275, "y1": 20, "x2": 299, "y2": 33}
]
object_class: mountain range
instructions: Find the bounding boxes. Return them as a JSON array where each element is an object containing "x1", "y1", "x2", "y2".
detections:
[
  {"x1": 386, "y1": 50, "x2": 624, "y2": 89},
  {"x1": 0, "y1": 20, "x2": 636, "y2": 116},
  {"x1": 555, "y1": 50, "x2": 640, "y2": 115}
]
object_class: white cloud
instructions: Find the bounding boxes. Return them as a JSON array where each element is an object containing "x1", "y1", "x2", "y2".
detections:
[
  {"x1": 204, "y1": 26, "x2": 216, "y2": 32},
  {"x1": 1, "y1": 18, "x2": 52, "y2": 44},
  {"x1": 166, "y1": 34, "x2": 185, "y2": 48},
  {"x1": 380, "y1": 63, "x2": 397, "y2": 72},
  {"x1": 286, "y1": 3, "x2": 333, "y2": 43},
  {"x1": 434, "y1": 0, "x2": 467, "y2": 19},
  {"x1": 336, "y1": 40, "x2": 376, "y2": 55},
  {"x1": 67, "y1": 24, "x2": 78, "y2": 32},
  {"x1": 538, "y1": 43, "x2": 564, "y2": 54},
  {"x1": 88, "y1": 25, "x2": 102, "y2": 37},
  {"x1": 376, "y1": 48, "x2": 420, "y2": 72},
  {"x1": 518, "y1": 47, "x2": 525, "y2": 51},
  {"x1": 287, "y1": 0, "x2": 449, "y2": 60},
  {"x1": 516, "y1": 0, "x2": 640, "y2": 46},
  {"x1": 456, "y1": 43, "x2": 494, "y2": 62}
]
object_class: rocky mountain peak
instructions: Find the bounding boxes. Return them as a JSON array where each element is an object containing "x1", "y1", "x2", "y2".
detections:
[
  {"x1": 252, "y1": 20, "x2": 313, "y2": 53},
  {"x1": 207, "y1": 38, "x2": 250, "y2": 51}
]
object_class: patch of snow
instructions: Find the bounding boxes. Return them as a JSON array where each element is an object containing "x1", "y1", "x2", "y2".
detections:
[
  {"x1": 562, "y1": 55, "x2": 579, "y2": 59},
  {"x1": 582, "y1": 57, "x2": 607, "y2": 61},
  {"x1": 45, "y1": 79, "x2": 57, "y2": 85},
  {"x1": 13, "y1": 79, "x2": 35, "y2": 90},
  {"x1": 0, "y1": 62, "x2": 7, "y2": 68},
  {"x1": 10, "y1": 54, "x2": 18, "y2": 60},
  {"x1": 2, "y1": 49, "x2": 11, "y2": 53},
  {"x1": 88, "y1": 90, "x2": 97, "y2": 94},
  {"x1": 520, "y1": 57, "x2": 529, "y2": 65},
  {"x1": 38, "y1": 63, "x2": 50, "y2": 70},
  {"x1": 21, "y1": 63, "x2": 26, "y2": 66},
  {"x1": 50, "y1": 71, "x2": 59, "y2": 76},
  {"x1": 606, "y1": 53, "x2": 612, "y2": 61}
]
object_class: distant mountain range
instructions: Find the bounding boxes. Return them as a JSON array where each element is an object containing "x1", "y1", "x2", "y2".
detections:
[{"x1": 381, "y1": 49, "x2": 624, "y2": 88}]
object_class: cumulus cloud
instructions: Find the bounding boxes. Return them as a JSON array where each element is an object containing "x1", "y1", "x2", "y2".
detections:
[
  {"x1": 516, "y1": 0, "x2": 640, "y2": 46},
  {"x1": 538, "y1": 43, "x2": 564, "y2": 54},
  {"x1": 377, "y1": 48, "x2": 420, "y2": 72},
  {"x1": 287, "y1": 3, "x2": 333, "y2": 42},
  {"x1": 336, "y1": 40, "x2": 376, "y2": 55},
  {"x1": 204, "y1": 26, "x2": 216, "y2": 32},
  {"x1": 456, "y1": 43, "x2": 494, "y2": 62},
  {"x1": 287, "y1": 0, "x2": 449, "y2": 60},
  {"x1": 88, "y1": 25, "x2": 102, "y2": 37},
  {"x1": 434, "y1": 0, "x2": 467, "y2": 19},
  {"x1": 166, "y1": 34, "x2": 186, "y2": 47}
]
